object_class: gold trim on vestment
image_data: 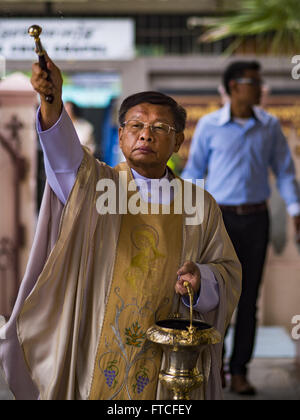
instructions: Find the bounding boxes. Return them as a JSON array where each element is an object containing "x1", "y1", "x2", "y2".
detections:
[{"x1": 89, "y1": 164, "x2": 183, "y2": 400}]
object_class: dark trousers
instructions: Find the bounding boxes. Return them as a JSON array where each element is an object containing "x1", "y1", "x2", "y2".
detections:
[{"x1": 221, "y1": 209, "x2": 270, "y2": 375}]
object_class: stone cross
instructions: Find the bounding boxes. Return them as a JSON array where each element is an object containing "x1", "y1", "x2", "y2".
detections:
[{"x1": 5, "y1": 115, "x2": 24, "y2": 148}]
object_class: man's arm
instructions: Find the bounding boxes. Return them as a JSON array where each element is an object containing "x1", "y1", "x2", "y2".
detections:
[
  {"x1": 37, "y1": 107, "x2": 84, "y2": 204},
  {"x1": 270, "y1": 119, "x2": 300, "y2": 242},
  {"x1": 31, "y1": 53, "x2": 63, "y2": 130},
  {"x1": 181, "y1": 118, "x2": 209, "y2": 182},
  {"x1": 31, "y1": 55, "x2": 83, "y2": 204}
]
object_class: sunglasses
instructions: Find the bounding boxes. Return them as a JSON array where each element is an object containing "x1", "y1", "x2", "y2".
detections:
[{"x1": 234, "y1": 78, "x2": 264, "y2": 86}]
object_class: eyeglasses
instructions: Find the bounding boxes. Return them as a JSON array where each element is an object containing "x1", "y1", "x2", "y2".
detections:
[
  {"x1": 234, "y1": 78, "x2": 264, "y2": 86},
  {"x1": 121, "y1": 119, "x2": 177, "y2": 136}
]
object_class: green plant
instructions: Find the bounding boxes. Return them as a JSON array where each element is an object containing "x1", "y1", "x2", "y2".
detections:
[{"x1": 200, "y1": 0, "x2": 300, "y2": 55}]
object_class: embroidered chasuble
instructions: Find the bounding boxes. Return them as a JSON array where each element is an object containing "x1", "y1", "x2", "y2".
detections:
[
  {"x1": 89, "y1": 164, "x2": 183, "y2": 400},
  {"x1": 0, "y1": 150, "x2": 242, "y2": 400}
]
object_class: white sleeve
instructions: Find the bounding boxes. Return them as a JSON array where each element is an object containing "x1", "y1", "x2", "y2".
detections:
[{"x1": 37, "y1": 105, "x2": 84, "y2": 204}]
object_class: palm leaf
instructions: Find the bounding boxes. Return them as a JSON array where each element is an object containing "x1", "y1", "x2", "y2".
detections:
[{"x1": 200, "y1": 0, "x2": 300, "y2": 55}]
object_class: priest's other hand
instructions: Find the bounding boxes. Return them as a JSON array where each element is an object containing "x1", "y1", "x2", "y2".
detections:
[
  {"x1": 30, "y1": 54, "x2": 63, "y2": 130},
  {"x1": 175, "y1": 261, "x2": 201, "y2": 296}
]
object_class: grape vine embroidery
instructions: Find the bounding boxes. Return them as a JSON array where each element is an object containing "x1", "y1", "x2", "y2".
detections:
[
  {"x1": 104, "y1": 360, "x2": 119, "y2": 389},
  {"x1": 133, "y1": 366, "x2": 150, "y2": 394}
]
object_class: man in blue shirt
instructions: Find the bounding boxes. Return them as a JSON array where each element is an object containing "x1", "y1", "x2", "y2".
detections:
[{"x1": 182, "y1": 60, "x2": 300, "y2": 395}]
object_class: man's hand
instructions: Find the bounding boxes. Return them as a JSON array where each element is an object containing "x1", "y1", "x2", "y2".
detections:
[
  {"x1": 175, "y1": 261, "x2": 201, "y2": 296},
  {"x1": 30, "y1": 54, "x2": 63, "y2": 130},
  {"x1": 293, "y1": 215, "x2": 300, "y2": 244}
]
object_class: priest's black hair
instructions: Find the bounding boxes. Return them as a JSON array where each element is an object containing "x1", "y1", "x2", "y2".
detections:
[{"x1": 118, "y1": 91, "x2": 187, "y2": 133}]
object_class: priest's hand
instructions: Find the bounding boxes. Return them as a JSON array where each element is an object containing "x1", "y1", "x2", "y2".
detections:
[
  {"x1": 175, "y1": 261, "x2": 201, "y2": 296},
  {"x1": 30, "y1": 54, "x2": 63, "y2": 130}
]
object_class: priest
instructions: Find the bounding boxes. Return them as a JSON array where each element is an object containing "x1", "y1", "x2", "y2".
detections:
[{"x1": 0, "y1": 55, "x2": 241, "y2": 400}]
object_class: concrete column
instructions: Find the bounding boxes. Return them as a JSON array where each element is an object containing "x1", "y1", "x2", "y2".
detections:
[
  {"x1": 120, "y1": 58, "x2": 150, "y2": 100},
  {"x1": 0, "y1": 73, "x2": 38, "y2": 316}
]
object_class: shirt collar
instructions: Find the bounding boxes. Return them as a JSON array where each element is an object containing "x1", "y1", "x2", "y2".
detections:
[
  {"x1": 217, "y1": 101, "x2": 268, "y2": 126},
  {"x1": 131, "y1": 167, "x2": 169, "y2": 182},
  {"x1": 217, "y1": 101, "x2": 232, "y2": 126},
  {"x1": 252, "y1": 106, "x2": 269, "y2": 126}
]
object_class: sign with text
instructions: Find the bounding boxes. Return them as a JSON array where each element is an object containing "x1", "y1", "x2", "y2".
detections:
[{"x1": 0, "y1": 18, "x2": 135, "y2": 60}]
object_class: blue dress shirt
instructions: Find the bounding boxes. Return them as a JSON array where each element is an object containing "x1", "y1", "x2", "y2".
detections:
[{"x1": 181, "y1": 102, "x2": 300, "y2": 215}]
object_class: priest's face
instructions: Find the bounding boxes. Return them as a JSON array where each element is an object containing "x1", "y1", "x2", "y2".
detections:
[{"x1": 119, "y1": 102, "x2": 184, "y2": 178}]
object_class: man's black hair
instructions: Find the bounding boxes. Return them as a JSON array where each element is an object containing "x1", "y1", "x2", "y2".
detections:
[
  {"x1": 223, "y1": 61, "x2": 261, "y2": 95},
  {"x1": 118, "y1": 91, "x2": 187, "y2": 133}
]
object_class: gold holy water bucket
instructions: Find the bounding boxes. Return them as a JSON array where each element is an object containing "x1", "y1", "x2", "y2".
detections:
[{"x1": 146, "y1": 282, "x2": 221, "y2": 400}]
